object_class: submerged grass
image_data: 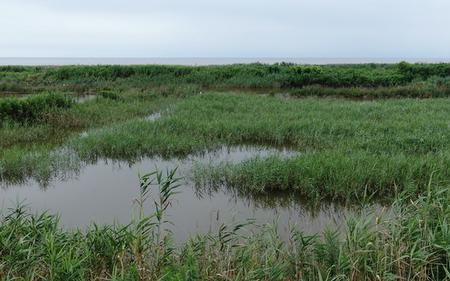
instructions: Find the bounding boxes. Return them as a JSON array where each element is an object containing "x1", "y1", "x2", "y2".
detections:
[{"x1": 0, "y1": 170, "x2": 449, "y2": 280}]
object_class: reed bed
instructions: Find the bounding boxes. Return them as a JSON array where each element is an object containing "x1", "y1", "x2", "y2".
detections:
[
  {"x1": 1, "y1": 62, "x2": 450, "y2": 96},
  {"x1": 0, "y1": 169, "x2": 449, "y2": 280},
  {"x1": 69, "y1": 93, "x2": 450, "y2": 201},
  {"x1": 5, "y1": 92, "x2": 450, "y2": 199},
  {"x1": 2, "y1": 64, "x2": 450, "y2": 280},
  {"x1": 0, "y1": 93, "x2": 73, "y2": 124}
]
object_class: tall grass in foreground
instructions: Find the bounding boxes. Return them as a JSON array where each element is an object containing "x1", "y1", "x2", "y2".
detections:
[{"x1": 0, "y1": 169, "x2": 449, "y2": 280}]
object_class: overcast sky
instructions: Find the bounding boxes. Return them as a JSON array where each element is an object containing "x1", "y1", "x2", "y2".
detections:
[{"x1": 1, "y1": 0, "x2": 449, "y2": 58}]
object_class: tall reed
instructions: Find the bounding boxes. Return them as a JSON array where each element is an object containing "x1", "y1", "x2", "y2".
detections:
[{"x1": 0, "y1": 170, "x2": 449, "y2": 280}]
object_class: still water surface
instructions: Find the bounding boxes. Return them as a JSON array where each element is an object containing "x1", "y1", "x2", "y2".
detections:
[{"x1": 0, "y1": 146, "x2": 374, "y2": 242}]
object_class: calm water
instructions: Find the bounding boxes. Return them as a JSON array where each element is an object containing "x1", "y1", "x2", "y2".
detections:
[
  {"x1": 1, "y1": 57, "x2": 449, "y2": 66},
  {"x1": 0, "y1": 146, "x2": 374, "y2": 242}
]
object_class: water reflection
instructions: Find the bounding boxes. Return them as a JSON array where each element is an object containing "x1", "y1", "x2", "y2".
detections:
[{"x1": 0, "y1": 145, "x2": 381, "y2": 242}]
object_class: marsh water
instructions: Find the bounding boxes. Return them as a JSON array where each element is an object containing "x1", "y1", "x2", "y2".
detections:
[{"x1": 0, "y1": 145, "x2": 381, "y2": 242}]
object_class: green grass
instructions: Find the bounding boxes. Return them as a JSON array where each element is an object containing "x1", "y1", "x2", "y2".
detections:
[
  {"x1": 0, "y1": 90, "x2": 177, "y2": 183},
  {"x1": 0, "y1": 92, "x2": 73, "y2": 124},
  {"x1": 0, "y1": 170, "x2": 449, "y2": 280},
  {"x1": 2, "y1": 64, "x2": 450, "y2": 280},
  {"x1": 290, "y1": 77, "x2": 450, "y2": 99},
  {"x1": 192, "y1": 152, "x2": 450, "y2": 201},
  {"x1": 66, "y1": 93, "x2": 450, "y2": 200},
  {"x1": 1, "y1": 62, "x2": 450, "y2": 97},
  {"x1": 5, "y1": 91, "x2": 450, "y2": 199}
]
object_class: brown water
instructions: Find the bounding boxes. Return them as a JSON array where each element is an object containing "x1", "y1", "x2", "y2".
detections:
[{"x1": 0, "y1": 146, "x2": 375, "y2": 242}]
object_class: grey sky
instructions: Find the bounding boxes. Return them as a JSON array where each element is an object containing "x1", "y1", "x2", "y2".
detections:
[{"x1": 1, "y1": 0, "x2": 449, "y2": 58}]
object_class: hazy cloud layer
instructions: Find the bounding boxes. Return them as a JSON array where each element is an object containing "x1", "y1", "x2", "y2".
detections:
[{"x1": 1, "y1": 0, "x2": 449, "y2": 57}]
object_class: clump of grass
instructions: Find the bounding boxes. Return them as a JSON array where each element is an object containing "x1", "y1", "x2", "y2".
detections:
[
  {"x1": 0, "y1": 170, "x2": 449, "y2": 280},
  {"x1": 0, "y1": 93, "x2": 176, "y2": 151},
  {"x1": 0, "y1": 92, "x2": 74, "y2": 124},
  {"x1": 192, "y1": 152, "x2": 450, "y2": 202}
]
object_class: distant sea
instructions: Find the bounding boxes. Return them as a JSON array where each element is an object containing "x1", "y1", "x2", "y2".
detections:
[{"x1": 0, "y1": 57, "x2": 449, "y2": 66}]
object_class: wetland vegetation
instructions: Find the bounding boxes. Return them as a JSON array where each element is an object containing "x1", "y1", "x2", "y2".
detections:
[{"x1": 1, "y1": 62, "x2": 450, "y2": 280}]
